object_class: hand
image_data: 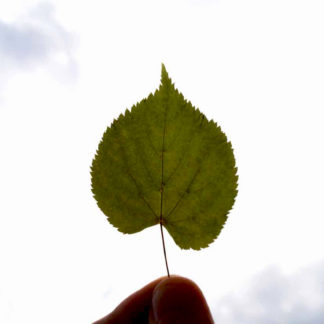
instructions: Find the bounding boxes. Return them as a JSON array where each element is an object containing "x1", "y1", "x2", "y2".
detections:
[{"x1": 93, "y1": 276, "x2": 214, "y2": 324}]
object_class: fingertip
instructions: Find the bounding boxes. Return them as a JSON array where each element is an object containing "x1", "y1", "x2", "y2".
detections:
[{"x1": 152, "y1": 276, "x2": 214, "y2": 324}]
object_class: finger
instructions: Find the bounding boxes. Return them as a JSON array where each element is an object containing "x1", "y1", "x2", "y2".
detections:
[
  {"x1": 93, "y1": 277, "x2": 166, "y2": 324},
  {"x1": 151, "y1": 276, "x2": 214, "y2": 324}
]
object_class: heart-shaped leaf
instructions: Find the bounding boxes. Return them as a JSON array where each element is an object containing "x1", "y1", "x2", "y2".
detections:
[{"x1": 91, "y1": 64, "x2": 238, "y2": 250}]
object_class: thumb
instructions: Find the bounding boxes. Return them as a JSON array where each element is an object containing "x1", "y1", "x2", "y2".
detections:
[{"x1": 151, "y1": 276, "x2": 214, "y2": 324}]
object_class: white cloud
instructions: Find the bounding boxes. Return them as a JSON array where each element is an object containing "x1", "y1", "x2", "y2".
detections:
[
  {"x1": 213, "y1": 260, "x2": 324, "y2": 323},
  {"x1": 0, "y1": 3, "x2": 77, "y2": 91}
]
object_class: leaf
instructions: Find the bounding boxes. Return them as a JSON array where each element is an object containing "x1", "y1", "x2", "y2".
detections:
[{"x1": 91, "y1": 64, "x2": 238, "y2": 250}]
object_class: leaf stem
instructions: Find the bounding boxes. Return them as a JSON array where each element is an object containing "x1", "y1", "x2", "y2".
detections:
[{"x1": 160, "y1": 221, "x2": 170, "y2": 277}]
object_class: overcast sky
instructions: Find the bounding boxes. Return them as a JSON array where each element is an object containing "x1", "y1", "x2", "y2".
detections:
[{"x1": 1, "y1": 0, "x2": 324, "y2": 323}]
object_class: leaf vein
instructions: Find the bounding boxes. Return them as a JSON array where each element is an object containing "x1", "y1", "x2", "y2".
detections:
[
  {"x1": 115, "y1": 130, "x2": 158, "y2": 219},
  {"x1": 165, "y1": 126, "x2": 200, "y2": 185},
  {"x1": 166, "y1": 167, "x2": 201, "y2": 219}
]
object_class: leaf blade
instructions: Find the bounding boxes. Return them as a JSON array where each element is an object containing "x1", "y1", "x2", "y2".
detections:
[{"x1": 91, "y1": 64, "x2": 238, "y2": 249}]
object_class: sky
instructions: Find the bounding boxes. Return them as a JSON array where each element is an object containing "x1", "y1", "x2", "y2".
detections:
[{"x1": 0, "y1": 0, "x2": 324, "y2": 323}]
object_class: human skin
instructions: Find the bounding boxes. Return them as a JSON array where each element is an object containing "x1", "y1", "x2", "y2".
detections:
[{"x1": 93, "y1": 276, "x2": 214, "y2": 324}]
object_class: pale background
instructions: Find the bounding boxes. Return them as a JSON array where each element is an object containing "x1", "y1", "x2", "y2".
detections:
[{"x1": 1, "y1": 0, "x2": 324, "y2": 323}]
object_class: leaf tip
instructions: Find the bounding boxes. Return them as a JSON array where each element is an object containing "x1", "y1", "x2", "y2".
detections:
[
  {"x1": 161, "y1": 62, "x2": 167, "y2": 74},
  {"x1": 160, "y1": 63, "x2": 172, "y2": 86}
]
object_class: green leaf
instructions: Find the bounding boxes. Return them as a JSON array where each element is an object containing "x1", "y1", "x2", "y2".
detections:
[{"x1": 91, "y1": 64, "x2": 238, "y2": 250}]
